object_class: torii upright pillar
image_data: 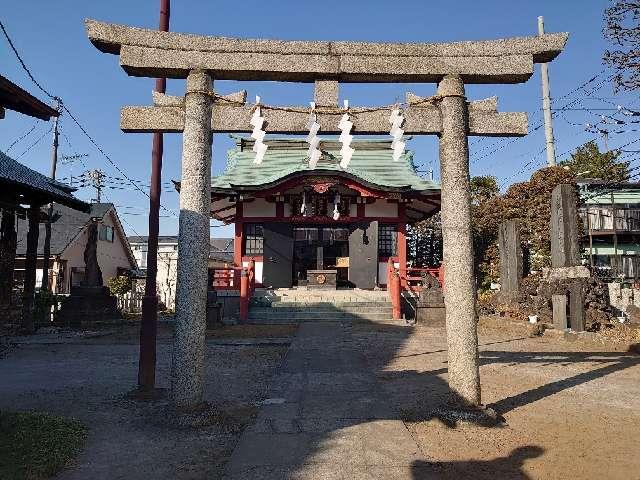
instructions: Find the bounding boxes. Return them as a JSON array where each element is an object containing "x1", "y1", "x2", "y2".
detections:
[
  {"x1": 436, "y1": 75, "x2": 480, "y2": 406},
  {"x1": 170, "y1": 70, "x2": 213, "y2": 409}
]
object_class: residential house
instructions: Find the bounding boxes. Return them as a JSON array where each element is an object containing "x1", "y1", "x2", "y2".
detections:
[
  {"x1": 15, "y1": 203, "x2": 137, "y2": 293},
  {"x1": 128, "y1": 235, "x2": 233, "y2": 309},
  {"x1": 579, "y1": 180, "x2": 640, "y2": 279}
]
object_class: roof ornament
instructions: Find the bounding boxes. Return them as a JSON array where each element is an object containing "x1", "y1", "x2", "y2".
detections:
[
  {"x1": 389, "y1": 106, "x2": 405, "y2": 162},
  {"x1": 250, "y1": 95, "x2": 268, "y2": 164},
  {"x1": 306, "y1": 102, "x2": 321, "y2": 169},
  {"x1": 338, "y1": 99, "x2": 354, "y2": 169}
]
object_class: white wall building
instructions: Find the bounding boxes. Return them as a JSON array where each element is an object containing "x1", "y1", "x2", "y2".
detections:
[{"x1": 128, "y1": 236, "x2": 233, "y2": 309}]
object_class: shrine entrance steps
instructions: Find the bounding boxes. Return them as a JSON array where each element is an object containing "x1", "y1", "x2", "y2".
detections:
[{"x1": 248, "y1": 288, "x2": 394, "y2": 324}]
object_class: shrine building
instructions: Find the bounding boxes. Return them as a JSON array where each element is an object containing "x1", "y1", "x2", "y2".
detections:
[{"x1": 203, "y1": 137, "x2": 441, "y2": 289}]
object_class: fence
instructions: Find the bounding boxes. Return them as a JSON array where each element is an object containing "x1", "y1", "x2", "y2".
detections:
[{"x1": 117, "y1": 289, "x2": 144, "y2": 313}]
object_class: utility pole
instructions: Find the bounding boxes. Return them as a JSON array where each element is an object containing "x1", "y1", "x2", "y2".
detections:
[
  {"x1": 41, "y1": 98, "x2": 61, "y2": 291},
  {"x1": 88, "y1": 169, "x2": 105, "y2": 203},
  {"x1": 602, "y1": 129, "x2": 609, "y2": 151},
  {"x1": 61, "y1": 153, "x2": 89, "y2": 188},
  {"x1": 538, "y1": 16, "x2": 557, "y2": 166},
  {"x1": 138, "y1": 0, "x2": 170, "y2": 392}
]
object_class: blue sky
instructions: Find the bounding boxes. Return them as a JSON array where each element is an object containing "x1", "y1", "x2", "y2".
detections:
[{"x1": 2, "y1": 0, "x2": 638, "y2": 238}]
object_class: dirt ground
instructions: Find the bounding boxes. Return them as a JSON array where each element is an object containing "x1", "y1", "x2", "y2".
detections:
[
  {"x1": 381, "y1": 318, "x2": 640, "y2": 480},
  {"x1": 0, "y1": 323, "x2": 293, "y2": 479},
  {"x1": 2, "y1": 318, "x2": 639, "y2": 479}
]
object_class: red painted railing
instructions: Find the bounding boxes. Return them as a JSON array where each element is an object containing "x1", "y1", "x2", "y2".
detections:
[
  {"x1": 210, "y1": 266, "x2": 240, "y2": 289},
  {"x1": 210, "y1": 263, "x2": 256, "y2": 322},
  {"x1": 402, "y1": 266, "x2": 444, "y2": 292}
]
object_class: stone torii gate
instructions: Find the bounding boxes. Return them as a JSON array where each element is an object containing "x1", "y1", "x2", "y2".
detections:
[{"x1": 85, "y1": 20, "x2": 567, "y2": 410}]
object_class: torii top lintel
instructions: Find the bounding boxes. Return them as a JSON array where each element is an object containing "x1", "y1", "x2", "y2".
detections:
[{"x1": 85, "y1": 19, "x2": 568, "y2": 84}]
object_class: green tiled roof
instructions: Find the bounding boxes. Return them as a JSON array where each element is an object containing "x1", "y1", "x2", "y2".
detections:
[{"x1": 212, "y1": 138, "x2": 440, "y2": 193}]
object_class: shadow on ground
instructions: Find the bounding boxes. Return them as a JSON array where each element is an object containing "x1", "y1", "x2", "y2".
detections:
[
  {"x1": 2, "y1": 309, "x2": 639, "y2": 479},
  {"x1": 224, "y1": 306, "x2": 640, "y2": 479}
]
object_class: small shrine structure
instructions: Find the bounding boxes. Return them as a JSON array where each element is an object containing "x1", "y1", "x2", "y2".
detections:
[{"x1": 192, "y1": 137, "x2": 440, "y2": 289}]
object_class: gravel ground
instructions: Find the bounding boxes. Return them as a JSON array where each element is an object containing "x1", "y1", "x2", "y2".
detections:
[{"x1": 0, "y1": 324, "x2": 290, "y2": 480}]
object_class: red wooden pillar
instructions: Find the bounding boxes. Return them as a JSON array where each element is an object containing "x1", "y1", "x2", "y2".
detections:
[
  {"x1": 397, "y1": 203, "x2": 407, "y2": 290},
  {"x1": 234, "y1": 202, "x2": 243, "y2": 288},
  {"x1": 239, "y1": 268, "x2": 249, "y2": 322},
  {"x1": 391, "y1": 269, "x2": 401, "y2": 320}
]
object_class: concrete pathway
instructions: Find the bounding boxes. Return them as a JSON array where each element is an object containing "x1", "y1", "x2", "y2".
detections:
[{"x1": 226, "y1": 321, "x2": 428, "y2": 479}]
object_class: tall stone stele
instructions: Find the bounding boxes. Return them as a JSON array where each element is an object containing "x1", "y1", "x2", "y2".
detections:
[
  {"x1": 549, "y1": 183, "x2": 586, "y2": 332},
  {"x1": 498, "y1": 219, "x2": 523, "y2": 302}
]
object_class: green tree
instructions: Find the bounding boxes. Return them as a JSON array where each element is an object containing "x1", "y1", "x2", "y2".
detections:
[
  {"x1": 560, "y1": 140, "x2": 630, "y2": 182},
  {"x1": 470, "y1": 175, "x2": 499, "y2": 205},
  {"x1": 107, "y1": 275, "x2": 131, "y2": 297},
  {"x1": 604, "y1": 0, "x2": 640, "y2": 91}
]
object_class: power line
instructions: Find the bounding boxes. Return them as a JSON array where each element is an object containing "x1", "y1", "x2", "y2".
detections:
[
  {"x1": 15, "y1": 123, "x2": 53, "y2": 159},
  {"x1": 60, "y1": 104, "x2": 178, "y2": 218},
  {"x1": 1, "y1": 19, "x2": 177, "y2": 218},
  {"x1": 0, "y1": 19, "x2": 59, "y2": 101},
  {"x1": 5, "y1": 121, "x2": 39, "y2": 152}
]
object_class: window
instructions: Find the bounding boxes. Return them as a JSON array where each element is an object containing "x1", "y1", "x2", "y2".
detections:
[
  {"x1": 378, "y1": 224, "x2": 397, "y2": 257},
  {"x1": 99, "y1": 225, "x2": 114, "y2": 242},
  {"x1": 244, "y1": 224, "x2": 263, "y2": 255}
]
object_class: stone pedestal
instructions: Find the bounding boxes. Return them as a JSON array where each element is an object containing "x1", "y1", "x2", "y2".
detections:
[
  {"x1": 416, "y1": 285, "x2": 446, "y2": 326},
  {"x1": 552, "y1": 294, "x2": 568, "y2": 330},
  {"x1": 55, "y1": 286, "x2": 121, "y2": 327}
]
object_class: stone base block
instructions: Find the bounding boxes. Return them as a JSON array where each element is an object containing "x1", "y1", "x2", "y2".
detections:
[
  {"x1": 55, "y1": 286, "x2": 121, "y2": 328},
  {"x1": 416, "y1": 305, "x2": 446, "y2": 326}
]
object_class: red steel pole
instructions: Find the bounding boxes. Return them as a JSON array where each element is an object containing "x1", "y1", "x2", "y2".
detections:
[{"x1": 138, "y1": 0, "x2": 170, "y2": 391}]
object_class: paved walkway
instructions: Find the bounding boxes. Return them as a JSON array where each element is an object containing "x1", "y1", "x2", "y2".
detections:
[{"x1": 226, "y1": 321, "x2": 428, "y2": 479}]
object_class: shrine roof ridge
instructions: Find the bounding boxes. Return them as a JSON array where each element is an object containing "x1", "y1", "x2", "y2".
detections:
[
  {"x1": 86, "y1": 20, "x2": 568, "y2": 83},
  {"x1": 205, "y1": 141, "x2": 439, "y2": 194}
]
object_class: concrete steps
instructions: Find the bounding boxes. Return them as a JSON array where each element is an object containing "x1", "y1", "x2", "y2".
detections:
[
  {"x1": 247, "y1": 288, "x2": 397, "y2": 325},
  {"x1": 247, "y1": 289, "x2": 394, "y2": 324}
]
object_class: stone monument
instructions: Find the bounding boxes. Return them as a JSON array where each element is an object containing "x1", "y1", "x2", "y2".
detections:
[
  {"x1": 498, "y1": 220, "x2": 523, "y2": 303},
  {"x1": 415, "y1": 271, "x2": 445, "y2": 325},
  {"x1": 548, "y1": 184, "x2": 586, "y2": 332},
  {"x1": 56, "y1": 221, "x2": 121, "y2": 327}
]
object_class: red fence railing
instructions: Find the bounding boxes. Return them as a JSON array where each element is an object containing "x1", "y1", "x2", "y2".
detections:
[{"x1": 209, "y1": 260, "x2": 256, "y2": 322}]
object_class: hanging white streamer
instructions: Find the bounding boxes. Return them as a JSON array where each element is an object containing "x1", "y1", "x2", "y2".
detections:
[
  {"x1": 301, "y1": 190, "x2": 307, "y2": 216},
  {"x1": 251, "y1": 95, "x2": 268, "y2": 164},
  {"x1": 389, "y1": 107, "x2": 405, "y2": 162},
  {"x1": 333, "y1": 192, "x2": 341, "y2": 220},
  {"x1": 338, "y1": 100, "x2": 355, "y2": 169},
  {"x1": 307, "y1": 102, "x2": 322, "y2": 169}
]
